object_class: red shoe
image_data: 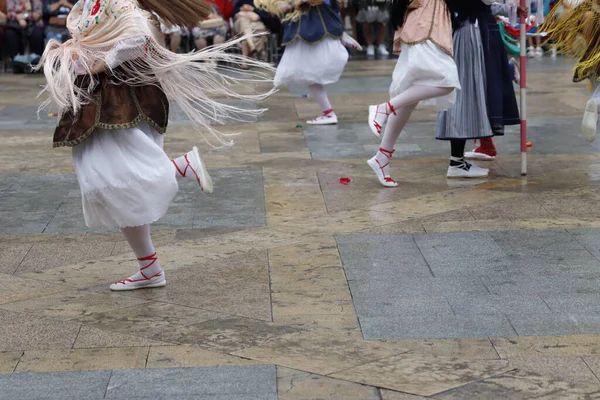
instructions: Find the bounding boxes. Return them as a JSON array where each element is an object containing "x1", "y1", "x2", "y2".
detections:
[{"x1": 465, "y1": 145, "x2": 497, "y2": 161}]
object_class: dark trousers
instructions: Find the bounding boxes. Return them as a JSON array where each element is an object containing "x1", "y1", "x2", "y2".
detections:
[{"x1": 4, "y1": 26, "x2": 45, "y2": 58}]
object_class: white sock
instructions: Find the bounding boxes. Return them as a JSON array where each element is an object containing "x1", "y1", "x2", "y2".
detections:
[{"x1": 120, "y1": 225, "x2": 163, "y2": 281}]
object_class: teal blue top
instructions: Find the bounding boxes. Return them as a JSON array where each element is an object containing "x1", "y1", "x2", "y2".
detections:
[{"x1": 281, "y1": 3, "x2": 344, "y2": 46}]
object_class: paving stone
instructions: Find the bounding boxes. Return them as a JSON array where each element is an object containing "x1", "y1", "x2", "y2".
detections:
[
  {"x1": 348, "y1": 277, "x2": 490, "y2": 297},
  {"x1": 490, "y1": 229, "x2": 586, "y2": 251},
  {"x1": 482, "y1": 275, "x2": 600, "y2": 296},
  {"x1": 105, "y1": 365, "x2": 278, "y2": 399},
  {"x1": 0, "y1": 167, "x2": 265, "y2": 234},
  {"x1": 446, "y1": 294, "x2": 551, "y2": 315},
  {"x1": 352, "y1": 295, "x2": 453, "y2": 318},
  {"x1": 541, "y1": 294, "x2": 600, "y2": 314},
  {"x1": 359, "y1": 315, "x2": 516, "y2": 340},
  {"x1": 506, "y1": 314, "x2": 591, "y2": 336},
  {"x1": 336, "y1": 234, "x2": 433, "y2": 280},
  {"x1": 0, "y1": 370, "x2": 111, "y2": 400}
]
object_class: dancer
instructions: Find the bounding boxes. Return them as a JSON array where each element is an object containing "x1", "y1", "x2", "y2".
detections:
[
  {"x1": 437, "y1": 0, "x2": 527, "y2": 178},
  {"x1": 37, "y1": 0, "x2": 273, "y2": 291},
  {"x1": 453, "y1": 1, "x2": 522, "y2": 162},
  {"x1": 366, "y1": 0, "x2": 460, "y2": 187},
  {"x1": 256, "y1": 0, "x2": 352, "y2": 125},
  {"x1": 542, "y1": 0, "x2": 600, "y2": 141}
]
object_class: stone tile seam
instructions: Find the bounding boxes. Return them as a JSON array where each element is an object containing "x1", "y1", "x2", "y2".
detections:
[
  {"x1": 428, "y1": 367, "x2": 518, "y2": 398},
  {"x1": 581, "y1": 357, "x2": 600, "y2": 385}
]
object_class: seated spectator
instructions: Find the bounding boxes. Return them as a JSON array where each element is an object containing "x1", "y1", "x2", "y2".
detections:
[
  {"x1": 160, "y1": 20, "x2": 188, "y2": 53},
  {"x1": 192, "y1": 4, "x2": 228, "y2": 51},
  {"x1": 43, "y1": 0, "x2": 75, "y2": 44},
  {"x1": 0, "y1": 10, "x2": 6, "y2": 54},
  {"x1": 233, "y1": 0, "x2": 269, "y2": 68},
  {"x1": 5, "y1": 0, "x2": 45, "y2": 59}
]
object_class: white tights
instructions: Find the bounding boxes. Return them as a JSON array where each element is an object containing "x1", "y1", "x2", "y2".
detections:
[
  {"x1": 380, "y1": 85, "x2": 453, "y2": 150},
  {"x1": 309, "y1": 84, "x2": 333, "y2": 112},
  {"x1": 121, "y1": 225, "x2": 163, "y2": 279}
]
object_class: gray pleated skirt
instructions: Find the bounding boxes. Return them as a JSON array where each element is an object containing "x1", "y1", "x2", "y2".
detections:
[{"x1": 436, "y1": 22, "x2": 493, "y2": 140}]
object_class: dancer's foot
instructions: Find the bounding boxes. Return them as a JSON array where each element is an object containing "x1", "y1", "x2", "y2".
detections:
[
  {"x1": 110, "y1": 252, "x2": 166, "y2": 291},
  {"x1": 307, "y1": 109, "x2": 338, "y2": 125},
  {"x1": 378, "y1": 44, "x2": 389, "y2": 57},
  {"x1": 367, "y1": 148, "x2": 398, "y2": 187},
  {"x1": 527, "y1": 47, "x2": 536, "y2": 58},
  {"x1": 447, "y1": 158, "x2": 489, "y2": 179},
  {"x1": 465, "y1": 145, "x2": 497, "y2": 161},
  {"x1": 172, "y1": 146, "x2": 213, "y2": 194},
  {"x1": 341, "y1": 32, "x2": 363, "y2": 51},
  {"x1": 368, "y1": 102, "x2": 395, "y2": 138},
  {"x1": 535, "y1": 47, "x2": 544, "y2": 58},
  {"x1": 582, "y1": 98, "x2": 598, "y2": 142},
  {"x1": 366, "y1": 45, "x2": 375, "y2": 58}
]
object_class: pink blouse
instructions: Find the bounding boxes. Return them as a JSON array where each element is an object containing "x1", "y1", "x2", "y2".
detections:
[{"x1": 393, "y1": 0, "x2": 453, "y2": 56}]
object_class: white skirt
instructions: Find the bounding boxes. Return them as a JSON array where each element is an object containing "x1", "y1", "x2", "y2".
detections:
[
  {"x1": 390, "y1": 40, "x2": 461, "y2": 111},
  {"x1": 72, "y1": 122, "x2": 179, "y2": 229},
  {"x1": 274, "y1": 36, "x2": 349, "y2": 87}
]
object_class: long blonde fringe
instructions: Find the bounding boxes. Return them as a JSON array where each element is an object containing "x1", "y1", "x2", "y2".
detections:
[
  {"x1": 541, "y1": 0, "x2": 600, "y2": 82},
  {"x1": 254, "y1": 0, "x2": 324, "y2": 22},
  {"x1": 35, "y1": 11, "x2": 276, "y2": 148}
]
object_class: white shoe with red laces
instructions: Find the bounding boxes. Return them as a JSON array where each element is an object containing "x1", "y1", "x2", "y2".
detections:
[
  {"x1": 307, "y1": 111, "x2": 338, "y2": 125},
  {"x1": 110, "y1": 271, "x2": 166, "y2": 291},
  {"x1": 172, "y1": 146, "x2": 213, "y2": 194},
  {"x1": 368, "y1": 102, "x2": 395, "y2": 138},
  {"x1": 367, "y1": 148, "x2": 398, "y2": 188},
  {"x1": 110, "y1": 252, "x2": 167, "y2": 291}
]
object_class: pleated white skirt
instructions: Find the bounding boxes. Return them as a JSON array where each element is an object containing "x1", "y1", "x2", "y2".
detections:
[
  {"x1": 274, "y1": 36, "x2": 349, "y2": 87},
  {"x1": 72, "y1": 122, "x2": 178, "y2": 229},
  {"x1": 390, "y1": 40, "x2": 461, "y2": 111}
]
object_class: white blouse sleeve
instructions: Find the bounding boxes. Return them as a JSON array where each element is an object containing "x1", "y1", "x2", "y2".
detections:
[
  {"x1": 488, "y1": 1, "x2": 512, "y2": 17},
  {"x1": 105, "y1": 36, "x2": 150, "y2": 70}
]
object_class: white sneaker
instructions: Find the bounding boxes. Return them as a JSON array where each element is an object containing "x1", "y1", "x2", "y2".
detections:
[
  {"x1": 535, "y1": 47, "x2": 543, "y2": 57},
  {"x1": 551, "y1": 46, "x2": 557, "y2": 58},
  {"x1": 527, "y1": 47, "x2": 535, "y2": 58},
  {"x1": 366, "y1": 45, "x2": 375, "y2": 58},
  {"x1": 464, "y1": 150, "x2": 496, "y2": 161},
  {"x1": 447, "y1": 163, "x2": 489, "y2": 179},
  {"x1": 307, "y1": 112, "x2": 338, "y2": 125},
  {"x1": 110, "y1": 271, "x2": 166, "y2": 291},
  {"x1": 582, "y1": 98, "x2": 598, "y2": 142},
  {"x1": 378, "y1": 44, "x2": 389, "y2": 57}
]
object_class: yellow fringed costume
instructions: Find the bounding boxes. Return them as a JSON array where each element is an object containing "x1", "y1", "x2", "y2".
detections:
[
  {"x1": 254, "y1": 0, "x2": 324, "y2": 22},
  {"x1": 541, "y1": 0, "x2": 600, "y2": 82}
]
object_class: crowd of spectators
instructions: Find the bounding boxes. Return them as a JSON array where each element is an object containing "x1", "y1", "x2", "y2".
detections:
[
  {"x1": 0, "y1": 0, "x2": 281, "y2": 72},
  {"x1": 0, "y1": 0, "x2": 383, "y2": 73}
]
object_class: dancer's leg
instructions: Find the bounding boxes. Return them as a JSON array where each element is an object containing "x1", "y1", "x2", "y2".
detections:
[
  {"x1": 307, "y1": 84, "x2": 337, "y2": 125},
  {"x1": 172, "y1": 146, "x2": 213, "y2": 194},
  {"x1": 369, "y1": 85, "x2": 453, "y2": 137},
  {"x1": 110, "y1": 225, "x2": 166, "y2": 291},
  {"x1": 582, "y1": 78, "x2": 600, "y2": 142},
  {"x1": 368, "y1": 85, "x2": 453, "y2": 187}
]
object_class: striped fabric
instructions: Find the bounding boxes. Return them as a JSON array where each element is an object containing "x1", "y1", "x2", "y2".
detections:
[{"x1": 436, "y1": 22, "x2": 494, "y2": 141}]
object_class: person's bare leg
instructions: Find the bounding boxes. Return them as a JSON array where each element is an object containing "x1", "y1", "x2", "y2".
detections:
[
  {"x1": 194, "y1": 37, "x2": 208, "y2": 50},
  {"x1": 170, "y1": 34, "x2": 182, "y2": 53}
]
